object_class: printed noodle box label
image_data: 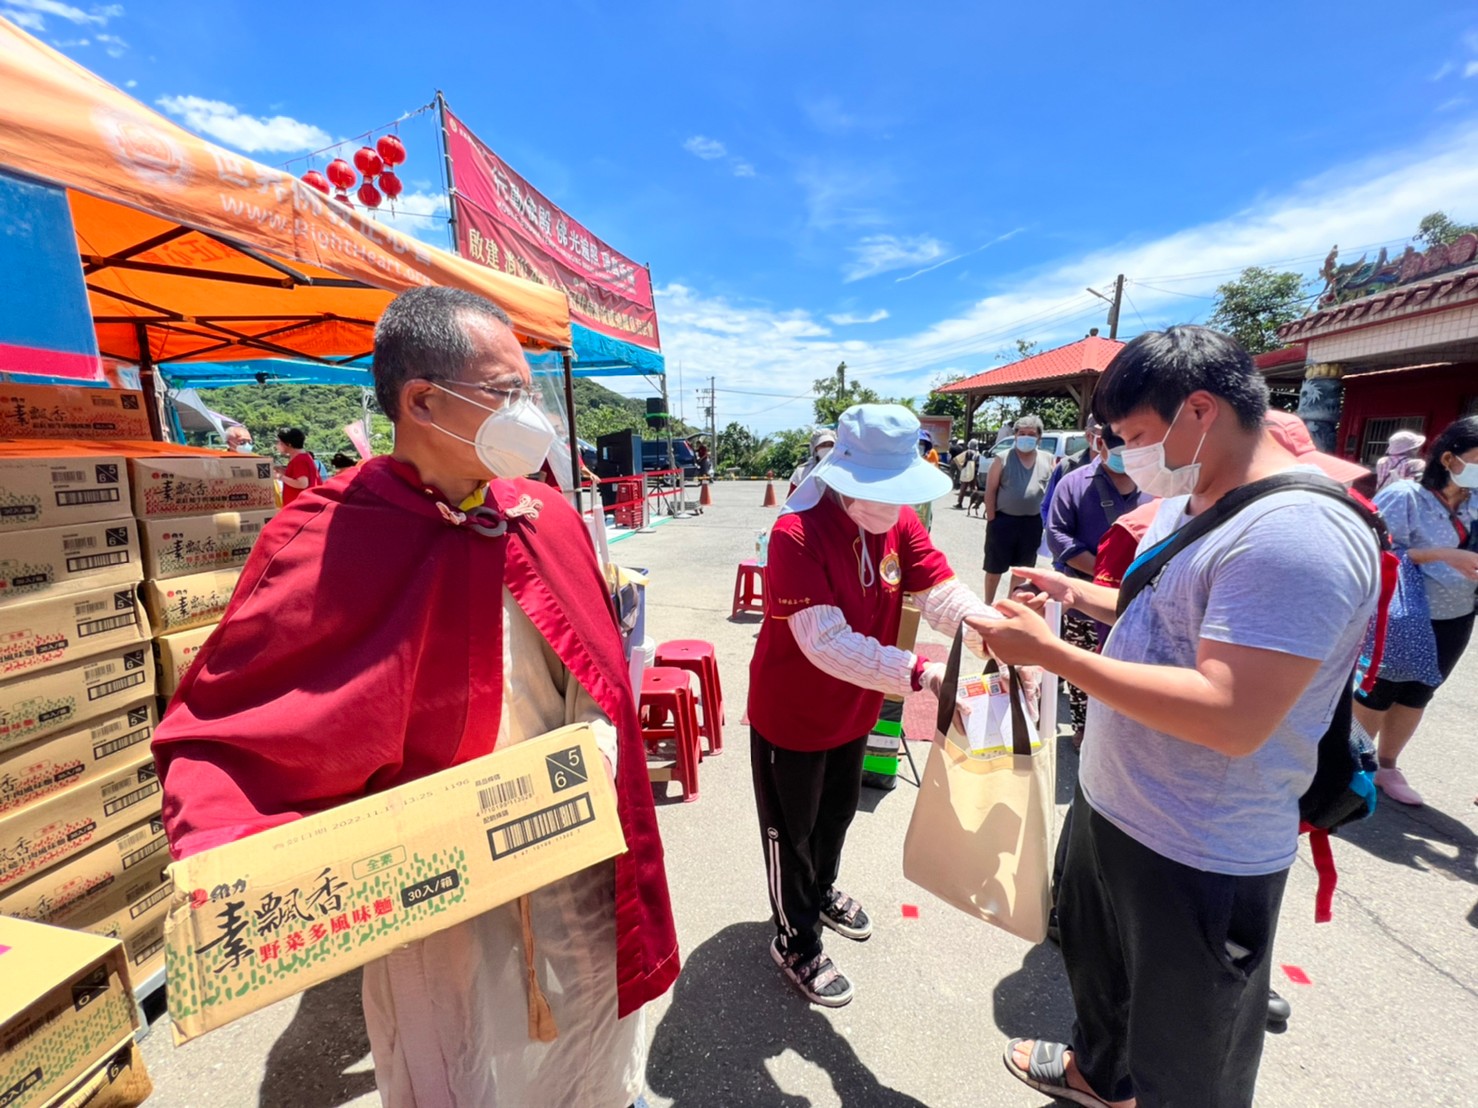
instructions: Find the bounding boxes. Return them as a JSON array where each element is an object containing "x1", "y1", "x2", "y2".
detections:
[
  {"x1": 0, "y1": 519, "x2": 141, "y2": 607},
  {"x1": 0, "y1": 917, "x2": 139, "y2": 1108},
  {"x1": 127, "y1": 456, "x2": 275, "y2": 520},
  {"x1": 85, "y1": 880, "x2": 170, "y2": 980},
  {"x1": 164, "y1": 724, "x2": 626, "y2": 1043},
  {"x1": 154, "y1": 623, "x2": 215, "y2": 698},
  {"x1": 46, "y1": 1038, "x2": 152, "y2": 1108},
  {"x1": 0, "y1": 385, "x2": 152, "y2": 442},
  {"x1": 0, "y1": 646, "x2": 155, "y2": 754},
  {"x1": 0, "y1": 816, "x2": 168, "y2": 931},
  {"x1": 140, "y1": 509, "x2": 275, "y2": 580},
  {"x1": 0, "y1": 700, "x2": 157, "y2": 817},
  {"x1": 0, "y1": 456, "x2": 131, "y2": 532},
  {"x1": 0, "y1": 583, "x2": 145, "y2": 682},
  {"x1": 143, "y1": 569, "x2": 239, "y2": 636},
  {"x1": 0, "y1": 752, "x2": 162, "y2": 892}
]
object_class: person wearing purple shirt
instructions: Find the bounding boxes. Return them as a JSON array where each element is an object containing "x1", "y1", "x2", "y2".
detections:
[{"x1": 1045, "y1": 431, "x2": 1150, "y2": 744}]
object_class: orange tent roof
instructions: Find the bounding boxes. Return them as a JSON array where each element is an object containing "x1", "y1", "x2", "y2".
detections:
[{"x1": 0, "y1": 19, "x2": 571, "y2": 364}]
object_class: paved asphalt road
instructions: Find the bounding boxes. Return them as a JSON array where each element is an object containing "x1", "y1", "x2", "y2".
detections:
[{"x1": 138, "y1": 481, "x2": 1478, "y2": 1106}]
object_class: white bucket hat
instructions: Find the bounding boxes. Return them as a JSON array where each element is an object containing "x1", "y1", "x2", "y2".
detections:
[
  {"x1": 787, "y1": 404, "x2": 953, "y2": 513},
  {"x1": 1387, "y1": 429, "x2": 1425, "y2": 455}
]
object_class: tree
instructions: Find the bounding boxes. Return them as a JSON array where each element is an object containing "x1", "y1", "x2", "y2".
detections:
[
  {"x1": 812, "y1": 362, "x2": 880, "y2": 424},
  {"x1": 203, "y1": 384, "x2": 394, "y2": 458},
  {"x1": 1416, "y1": 210, "x2": 1478, "y2": 248},
  {"x1": 716, "y1": 421, "x2": 763, "y2": 472},
  {"x1": 922, "y1": 373, "x2": 968, "y2": 421},
  {"x1": 753, "y1": 428, "x2": 811, "y2": 479},
  {"x1": 1206, "y1": 267, "x2": 1307, "y2": 355},
  {"x1": 997, "y1": 338, "x2": 1039, "y2": 363}
]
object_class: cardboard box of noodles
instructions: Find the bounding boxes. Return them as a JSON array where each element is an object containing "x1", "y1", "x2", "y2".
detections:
[
  {"x1": 127, "y1": 455, "x2": 275, "y2": 519},
  {"x1": 0, "y1": 752, "x2": 161, "y2": 892},
  {"x1": 884, "y1": 603, "x2": 923, "y2": 705},
  {"x1": 47, "y1": 1039, "x2": 152, "y2": 1108},
  {"x1": 0, "y1": 519, "x2": 141, "y2": 607},
  {"x1": 165, "y1": 724, "x2": 625, "y2": 1043},
  {"x1": 0, "y1": 455, "x2": 131, "y2": 532},
  {"x1": 86, "y1": 878, "x2": 170, "y2": 983},
  {"x1": 0, "y1": 646, "x2": 154, "y2": 754},
  {"x1": 0, "y1": 583, "x2": 145, "y2": 682},
  {"x1": 0, "y1": 817, "x2": 168, "y2": 930},
  {"x1": 143, "y1": 570, "x2": 239, "y2": 635},
  {"x1": 0, "y1": 701, "x2": 156, "y2": 817},
  {"x1": 155, "y1": 623, "x2": 216, "y2": 698},
  {"x1": 0, "y1": 385, "x2": 152, "y2": 442},
  {"x1": 0, "y1": 917, "x2": 139, "y2": 1108},
  {"x1": 140, "y1": 508, "x2": 275, "y2": 579}
]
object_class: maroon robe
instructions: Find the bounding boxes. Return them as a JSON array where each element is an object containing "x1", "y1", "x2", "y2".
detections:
[{"x1": 152, "y1": 456, "x2": 679, "y2": 1017}]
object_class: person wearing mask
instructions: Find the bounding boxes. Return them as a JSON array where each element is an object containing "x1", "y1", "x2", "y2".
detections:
[
  {"x1": 788, "y1": 428, "x2": 837, "y2": 498},
  {"x1": 153, "y1": 287, "x2": 679, "y2": 1107},
  {"x1": 749, "y1": 404, "x2": 997, "y2": 1007},
  {"x1": 982, "y1": 414, "x2": 1055, "y2": 602},
  {"x1": 1354, "y1": 416, "x2": 1478, "y2": 806},
  {"x1": 274, "y1": 427, "x2": 322, "y2": 506},
  {"x1": 973, "y1": 326, "x2": 1381, "y2": 1108},
  {"x1": 1375, "y1": 429, "x2": 1426, "y2": 493},
  {"x1": 953, "y1": 439, "x2": 983, "y2": 509},
  {"x1": 1040, "y1": 417, "x2": 1102, "y2": 526},
  {"x1": 224, "y1": 425, "x2": 254, "y2": 452},
  {"x1": 1044, "y1": 427, "x2": 1150, "y2": 746}
]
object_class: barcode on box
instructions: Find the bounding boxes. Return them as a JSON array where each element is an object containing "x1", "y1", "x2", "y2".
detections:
[
  {"x1": 84, "y1": 661, "x2": 118, "y2": 682},
  {"x1": 67, "y1": 550, "x2": 129, "y2": 572},
  {"x1": 133, "y1": 932, "x2": 165, "y2": 965},
  {"x1": 63, "y1": 535, "x2": 97, "y2": 551},
  {"x1": 93, "y1": 724, "x2": 151, "y2": 760},
  {"x1": 89, "y1": 672, "x2": 145, "y2": 700},
  {"x1": 56, "y1": 488, "x2": 120, "y2": 506},
  {"x1": 241, "y1": 523, "x2": 263, "y2": 533},
  {"x1": 122, "y1": 835, "x2": 167, "y2": 873},
  {"x1": 76, "y1": 598, "x2": 109, "y2": 616},
  {"x1": 487, "y1": 794, "x2": 595, "y2": 859},
  {"x1": 79, "y1": 613, "x2": 134, "y2": 638},
  {"x1": 129, "y1": 882, "x2": 171, "y2": 917},
  {"x1": 477, "y1": 774, "x2": 534, "y2": 813},
  {"x1": 51, "y1": 470, "x2": 86, "y2": 484},
  {"x1": 103, "y1": 780, "x2": 159, "y2": 817}
]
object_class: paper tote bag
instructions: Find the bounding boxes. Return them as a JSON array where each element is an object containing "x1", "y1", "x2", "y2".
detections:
[{"x1": 902, "y1": 630, "x2": 1055, "y2": 943}]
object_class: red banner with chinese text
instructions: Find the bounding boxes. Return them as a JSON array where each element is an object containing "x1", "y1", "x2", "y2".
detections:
[{"x1": 443, "y1": 109, "x2": 660, "y2": 350}]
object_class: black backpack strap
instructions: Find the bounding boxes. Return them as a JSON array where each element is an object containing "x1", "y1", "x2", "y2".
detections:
[{"x1": 1116, "y1": 472, "x2": 1378, "y2": 617}]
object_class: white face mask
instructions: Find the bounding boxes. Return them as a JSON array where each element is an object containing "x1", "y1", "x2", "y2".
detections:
[
  {"x1": 429, "y1": 382, "x2": 556, "y2": 479},
  {"x1": 1449, "y1": 457, "x2": 1478, "y2": 489},
  {"x1": 1119, "y1": 401, "x2": 1208, "y2": 499},
  {"x1": 842, "y1": 497, "x2": 902, "y2": 535}
]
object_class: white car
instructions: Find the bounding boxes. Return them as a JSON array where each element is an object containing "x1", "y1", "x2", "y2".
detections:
[{"x1": 990, "y1": 429, "x2": 1091, "y2": 460}]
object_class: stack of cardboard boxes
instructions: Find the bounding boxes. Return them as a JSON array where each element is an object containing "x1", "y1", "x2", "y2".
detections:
[{"x1": 0, "y1": 384, "x2": 273, "y2": 1015}]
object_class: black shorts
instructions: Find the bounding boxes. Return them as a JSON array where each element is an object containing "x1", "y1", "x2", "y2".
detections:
[
  {"x1": 983, "y1": 512, "x2": 1045, "y2": 575},
  {"x1": 1356, "y1": 612, "x2": 1475, "y2": 711}
]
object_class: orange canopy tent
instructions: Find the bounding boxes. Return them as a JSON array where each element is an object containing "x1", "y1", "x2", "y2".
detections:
[{"x1": 0, "y1": 18, "x2": 571, "y2": 370}]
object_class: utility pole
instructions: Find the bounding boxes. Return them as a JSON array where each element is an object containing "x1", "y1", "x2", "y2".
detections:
[
  {"x1": 709, "y1": 375, "x2": 717, "y2": 449},
  {"x1": 1087, "y1": 275, "x2": 1126, "y2": 340}
]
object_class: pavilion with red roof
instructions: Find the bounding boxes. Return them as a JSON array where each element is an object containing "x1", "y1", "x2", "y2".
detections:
[{"x1": 939, "y1": 334, "x2": 1124, "y2": 440}]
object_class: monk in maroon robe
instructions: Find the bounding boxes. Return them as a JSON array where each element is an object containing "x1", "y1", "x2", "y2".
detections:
[{"x1": 154, "y1": 286, "x2": 679, "y2": 1107}]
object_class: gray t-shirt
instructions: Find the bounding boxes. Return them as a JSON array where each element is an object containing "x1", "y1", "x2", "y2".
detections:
[
  {"x1": 995, "y1": 449, "x2": 1054, "y2": 516},
  {"x1": 1081, "y1": 477, "x2": 1381, "y2": 875}
]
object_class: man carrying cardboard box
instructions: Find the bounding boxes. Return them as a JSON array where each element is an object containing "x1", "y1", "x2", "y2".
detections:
[{"x1": 153, "y1": 286, "x2": 679, "y2": 1107}]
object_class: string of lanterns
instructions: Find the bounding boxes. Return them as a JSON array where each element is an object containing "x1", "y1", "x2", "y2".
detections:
[{"x1": 299, "y1": 134, "x2": 408, "y2": 211}]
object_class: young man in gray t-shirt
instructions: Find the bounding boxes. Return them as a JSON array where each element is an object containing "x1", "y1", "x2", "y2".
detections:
[{"x1": 971, "y1": 326, "x2": 1380, "y2": 1108}]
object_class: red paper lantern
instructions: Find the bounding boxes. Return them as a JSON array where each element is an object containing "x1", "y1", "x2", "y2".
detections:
[
  {"x1": 353, "y1": 146, "x2": 384, "y2": 178},
  {"x1": 378, "y1": 171, "x2": 403, "y2": 200},
  {"x1": 357, "y1": 181, "x2": 383, "y2": 209},
  {"x1": 376, "y1": 134, "x2": 407, "y2": 167},
  {"x1": 301, "y1": 169, "x2": 331, "y2": 195},
  {"x1": 326, "y1": 158, "x2": 356, "y2": 190}
]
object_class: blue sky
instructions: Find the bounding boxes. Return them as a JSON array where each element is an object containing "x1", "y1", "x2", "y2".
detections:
[{"x1": 16, "y1": 0, "x2": 1478, "y2": 431}]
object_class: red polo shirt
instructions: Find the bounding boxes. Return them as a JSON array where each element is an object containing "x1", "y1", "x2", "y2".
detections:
[{"x1": 748, "y1": 494, "x2": 952, "y2": 751}]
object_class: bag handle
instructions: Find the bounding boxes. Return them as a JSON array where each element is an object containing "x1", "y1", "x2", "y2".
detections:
[{"x1": 934, "y1": 628, "x2": 1035, "y2": 757}]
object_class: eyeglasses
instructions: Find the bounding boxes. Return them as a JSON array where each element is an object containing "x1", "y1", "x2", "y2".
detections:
[{"x1": 436, "y1": 378, "x2": 528, "y2": 410}]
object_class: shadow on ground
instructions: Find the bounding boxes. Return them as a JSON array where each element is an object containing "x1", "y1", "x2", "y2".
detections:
[
  {"x1": 1338, "y1": 799, "x2": 1477, "y2": 888},
  {"x1": 257, "y1": 970, "x2": 377, "y2": 1108},
  {"x1": 647, "y1": 922, "x2": 927, "y2": 1107}
]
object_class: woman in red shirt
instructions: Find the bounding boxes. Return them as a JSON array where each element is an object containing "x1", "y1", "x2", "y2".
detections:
[{"x1": 275, "y1": 426, "x2": 322, "y2": 506}]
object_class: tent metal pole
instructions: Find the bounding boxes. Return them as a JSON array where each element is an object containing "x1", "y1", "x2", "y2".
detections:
[
  {"x1": 134, "y1": 322, "x2": 167, "y2": 443},
  {"x1": 563, "y1": 351, "x2": 582, "y2": 516},
  {"x1": 435, "y1": 91, "x2": 461, "y2": 254}
]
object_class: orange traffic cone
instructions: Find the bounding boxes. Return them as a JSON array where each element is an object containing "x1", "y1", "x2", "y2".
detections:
[
  {"x1": 699, "y1": 480, "x2": 712, "y2": 507},
  {"x1": 762, "y1": 470, "x2": 778, "y2": 508}
]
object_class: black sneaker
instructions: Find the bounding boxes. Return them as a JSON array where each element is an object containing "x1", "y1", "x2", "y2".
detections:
[
  {"x1": 1267, "y1": 988, "x2": 1291, "y2": 1025},
  {"x1": 820, "y1": 888, "x2": 872, "y2": 941},
  {"x1": 770, "y1": 937, "x2": 854, "y2": 1007}
]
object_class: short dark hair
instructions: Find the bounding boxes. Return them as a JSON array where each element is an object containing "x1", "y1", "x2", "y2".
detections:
[
  {"x1": 1093, "y1": 325, "x2": 1268, "y2": 432},
  {"x1": 330, "y1": 452, "x2": 357, "y2": 470},
  {"x1": 276, "y1": 427, "x2": 306, "y2": 450},
  {"x1": 1420, "y1": 415, "x2": 1478, "y2": 492},
  {"x1": 372, "y1": 286, "x2": 513, "y2": 420}
]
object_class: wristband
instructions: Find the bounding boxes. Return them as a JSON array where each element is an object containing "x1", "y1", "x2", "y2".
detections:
[{"x1": 910, "y1": 655, "x2": 927, "y2": 693}]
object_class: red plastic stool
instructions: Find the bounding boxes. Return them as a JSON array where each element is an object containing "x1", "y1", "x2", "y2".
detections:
[
  {"x1": 731, "y1": 559, "x2": 765, "y2": 617},
  {"x1": 655, "y1": 640, "x2": 725, "y2": 755},
  {"x1": 639, "y1": 666, "x2": 702, "y2": 801}
]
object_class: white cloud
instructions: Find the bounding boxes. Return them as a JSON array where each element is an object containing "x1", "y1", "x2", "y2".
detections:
[
  {"x1": 1433, "y1": 61, "x2": 1456, "y2": 81},
  {"x1": 657, "y1": 121, "x2": 1478, "y2": 433},
  {"x1": 360, "y1": 189, "x2": 449, "y2": 245},
  {"x1": 3, "y1": 1, "x2": 121, "y2": 30},
  {"x1": 123, "y1": 77, "x2": 135, "y2": 88},
  {"x1": 1467, "y1": 60, "x2": 1478, "y2": 78},
  {"x1": 682, "y1": 135, "x2": 727, "y2": 160},
  {"x1": 1438, "y1": 96, "x2": 1469, "y2": 112},
  {"x1": 844, "y1": 234, "x2": 947, "y2": 282},
  {"x1": 94, "y1": 29, "x2": 123, "y2": 55},
  {"x1": 156, "y1": 95, "x2": 332, "y2": 153},
  {"x1": 733, "y1": 161, "x2": 756, "y2": 178},
  {"x1": 827, "y1": 309, "x2": 890, "y2": 325}
]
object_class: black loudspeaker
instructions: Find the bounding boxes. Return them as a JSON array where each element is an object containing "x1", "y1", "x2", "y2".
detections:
[
  {"x1": 645, "y1": 397, "x2": 668, "y2": 431},
  {"x1": 597, "y1": 431, "x2": 642, "y2": 477}
]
